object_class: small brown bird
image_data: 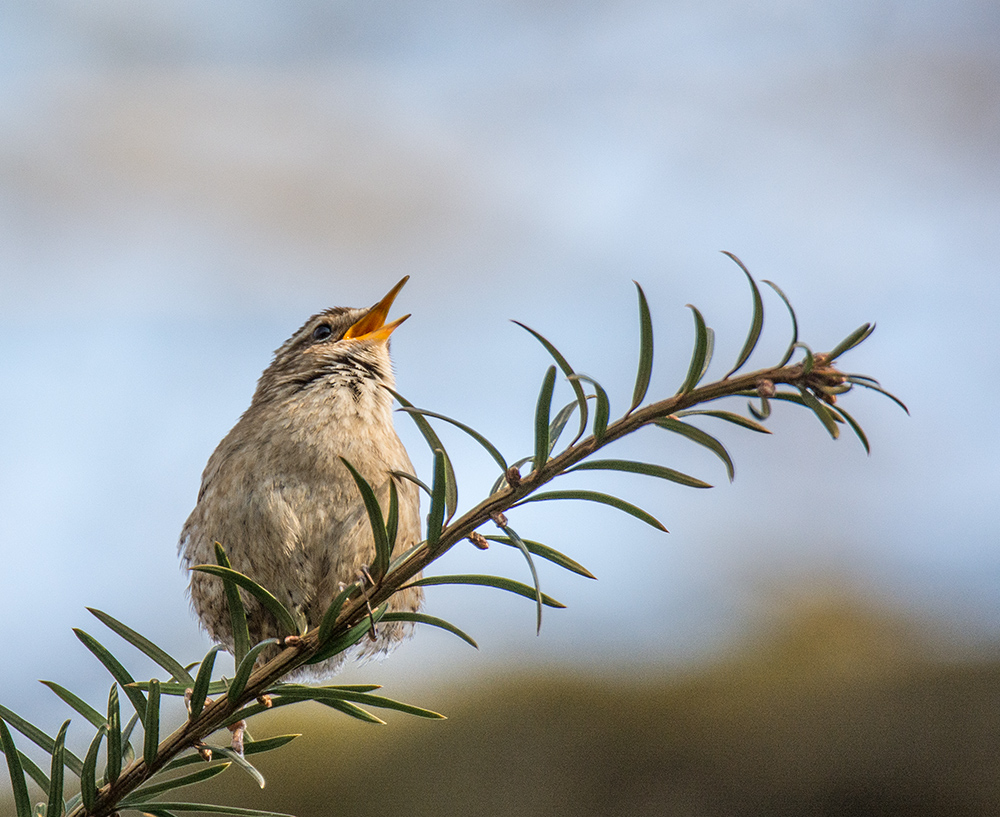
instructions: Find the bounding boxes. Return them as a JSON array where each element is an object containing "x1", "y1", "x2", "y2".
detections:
[{"x1": 179, "y1": 277, "x2": 422, "y2": 679}]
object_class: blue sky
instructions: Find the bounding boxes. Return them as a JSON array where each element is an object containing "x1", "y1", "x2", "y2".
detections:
[{"x1": 2, "y1": 1, "x2": 998, "y2": 723}]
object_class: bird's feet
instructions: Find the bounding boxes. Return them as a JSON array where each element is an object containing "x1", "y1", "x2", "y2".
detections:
[
  {"x1": 356, "y1": 568, "x2": 379, "y2": 641},
  {"x1": 227, "y1": 719, "x2": 247, "y2": 755}
]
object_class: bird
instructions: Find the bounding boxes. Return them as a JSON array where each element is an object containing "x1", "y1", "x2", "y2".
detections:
[{"x1": 178, "y1": 277, "x2": 422, "y2": 679}]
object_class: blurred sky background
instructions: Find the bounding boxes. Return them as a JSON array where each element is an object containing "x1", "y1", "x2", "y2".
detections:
[{"x1": 1, "y1": 1, "x2": 998, "y2": 723}]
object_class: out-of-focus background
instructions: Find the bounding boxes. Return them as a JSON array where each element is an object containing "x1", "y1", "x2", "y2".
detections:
[{"x1": 2, "y1": 2, "x2": 998, "y2": 814}]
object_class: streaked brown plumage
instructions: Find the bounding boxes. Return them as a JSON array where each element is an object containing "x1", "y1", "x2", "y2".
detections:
[{"x1": 178, "y1": 278, "x2": 421, "y2": 679}]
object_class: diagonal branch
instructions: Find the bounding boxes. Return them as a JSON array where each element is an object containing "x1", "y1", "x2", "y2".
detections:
[{"x1": 75, "y1": 354, "x2": 846, "y2": 817}]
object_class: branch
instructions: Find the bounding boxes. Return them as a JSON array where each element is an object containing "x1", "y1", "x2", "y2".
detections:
[
  {"x1": 0, "y1": 258, "x2": 903, "y2": 817},
  {"x1": 77, "y1": 354, "x2": 864, "y2": 817}
]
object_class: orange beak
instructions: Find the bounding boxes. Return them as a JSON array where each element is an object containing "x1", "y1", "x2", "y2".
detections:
[{"x1": 342, "y1": 276, "x2": 410, "y2": 343}]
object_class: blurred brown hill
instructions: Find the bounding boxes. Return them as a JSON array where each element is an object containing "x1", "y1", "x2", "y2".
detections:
[{"x1": 193, "y1": 594, "x2": 1000, "y2": 817}]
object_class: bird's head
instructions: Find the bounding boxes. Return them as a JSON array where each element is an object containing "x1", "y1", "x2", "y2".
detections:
[{"x1": 251, "y1": 276, "x2": 410, "y2": 406}]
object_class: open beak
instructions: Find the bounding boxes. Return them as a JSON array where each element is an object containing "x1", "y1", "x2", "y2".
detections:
[{"x1": 343, "y1": 276, "x2": 410, "y2": 343}]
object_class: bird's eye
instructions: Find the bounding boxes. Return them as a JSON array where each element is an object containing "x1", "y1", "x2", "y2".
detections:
[{"x1": 311, "y1": 324, "x2": 333, "y2": 341}]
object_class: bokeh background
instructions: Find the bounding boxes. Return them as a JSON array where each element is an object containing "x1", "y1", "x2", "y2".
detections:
[{"x1": 2, "y1": 2, "x2": 999, "y2": 814}]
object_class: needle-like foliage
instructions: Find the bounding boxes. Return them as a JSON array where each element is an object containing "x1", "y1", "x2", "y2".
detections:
[{"x1": 1, "y1": 258, "x2": 905, "y2": 817}]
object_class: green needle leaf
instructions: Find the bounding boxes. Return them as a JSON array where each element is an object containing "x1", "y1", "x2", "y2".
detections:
[
  {"x1": 272, "y1": 684, "x2": 381, "y2": 695},
  {"x1": 129, "y1": 679, "x2": 231, "y2": 696},
  {"x1": 274, "y1": 687, "x2": 446, "y2": 720},
  {"x1": 191, "y1": 564, "x2": 298, "y2": 640},
  {"x1": 119, "y1": 803, "x2": 295, "y2": 816},
  {"x1": 396, "y1": 407, "x2": 508, "y2": 472},
  {"x1": 763, "y1": 279, "x2": 799, "y2": 366},
  {"x1": 844, "y1": 373, "x2": 881, "y2": 386},
  {"x1": 483, "y1": 535, "x2": 596, "y2": 579},
  {"x1": 407, "y1": 574, "x2": 566, "y2": 608},
  {"x1": 386, "y1": 478, "x2": 399, "y2": 555},
  {"x1": 380, "y1": 612, "x2": 478, "y2": 648},
  {"x1": 630, "y1": 281, "x2": 654, "y2": 412},
  {"x1": 387, "y1": 389, "x2": 458, "y2": 522},
  {"x1": 513, "y1": 490, "x2": 668, "y2": 532},
  {"x1": 39, "y1": 682, "x2": 105, "y2": 729},
  {"x1": 74, "y1": 628, "x2": 147, "y2": 724},
  {"x1": 80, "y1": 724, "x2": 107, "y2": 813},
  {"x1": 533, "y1": 365, "x2": 557, "y2": 473},
  {"x1": 389, "y1": 528, "x2": 424, "y2": 571},
  {"x1": 120, "y1": 763, "x2": 232, "y2": 804},
  {"x1": 211, "y1": 746, "x2": 267, "y2": 788},
  {"x1": 425, "y1": 449, "x2": 448, "y2": 548},
  {"x1": 241, "y1": 735, "x2": 301, "y2": 756},
  {"x1": 679, "y1": 304, "x2": 710, "y2": 394},
  {"x1": 654, "y1": 417, "x2": 736, "y2": 482},
  {"x1": 0, "y1": 718, "x2": 32, "y2": 817},
  {"x1": 86, "y1": 608, "x2": 194, "y2": 685},
  {"x1": 565, "y1": 458, "x2": 712, "y2": 489},
  {"x1": 797, "y1": 388, "x2": 841, "y2": 439},
  {"x1": 497, "y1": 523, "x2": 545, "y2": 633},
  {"x1": 567, "y1": 374, "x2": 610, "y2": 443},
  {"x1": 339, "y1": 457, "x2": 391, "y2": 583},
  {"x1": 189, "y1": 645, "x2": 225, "y2": 720},
  {"x1": 830, "y1": 403, "x2": 871, "y2": 454},
  {"x1": 794, "y1": 342, "x2": 816, "y2": 373},
  {"x1": 228, "y1": 639, "x2": 280, "y2": 703},
  {"x1": 308, "y1": 604, "x2": 387, "y2": 666},
  {"x1": 1, "y1": 746, "x2": 49, "y2": 793},
  {"x1": 827, "y1": 322, "x2": 875, "y2": 361},
  {"x1": 143, "y1": 679, "x2": 160, "y2": 768},
  {"x1": 390, "y1": 469, "x2": 432, "y2": 497},
  {"x1": 334, "y1": 693, "x2": 445, "y2": 720},
  {"x1": 674, "y1": 409, "x2": 772, "y2": 434},
  {"x1": 213, "y1": 543, "x2": 250, "y2": 667},
  {"x1": 748, "y1": 394, "x2": 772, "y2": 421},
  {"x1": 0, "y1": 705, "x2": 83, "y2": 779},
  {"x1": 548, "y1": 398, "x2": 579, "y2": 457},
  {"x1": 317, "y1": 700, "x2": 386, "y2": 724},
  {"x1": 722, "y1": 252, "x2": 765, "y2": 378},
  {"x1": 106, "y1": 684, "x2": 122, "y2": 786},
  {"x1": 700, "y1": 326, "x2": 716, "y2": 384},
  {"x1": 512, "y1": 321, "x2": 589, "y2": 446},
  {"x1": 47, "y1": 719, "x2": 70, "y2": 817},
  {"x1": 120, "y1": 711, "x2": 139, "y2": 767},
  {"x1": 317, "y1": 584, "x2": 358, "y2": 647},
  {"x1": 845, "y1": 377, "x2": 910, "y2": 414}
]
